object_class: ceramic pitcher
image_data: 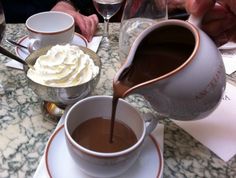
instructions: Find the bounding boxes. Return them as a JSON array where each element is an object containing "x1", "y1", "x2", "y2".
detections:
[{"x1": 114, "y1": 19, "x2": 226, "y2": 121}]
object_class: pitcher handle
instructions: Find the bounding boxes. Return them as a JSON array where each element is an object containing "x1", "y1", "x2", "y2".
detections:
[
  {"x1": 187, "y1": 15, "x2": 202, "y2": 28},
  {"x1": 28, "y1": 38, "x2": 40, "y2": 53},
  {"x1": 143, "y1": 112, "x2": 165, "y2": 136}
]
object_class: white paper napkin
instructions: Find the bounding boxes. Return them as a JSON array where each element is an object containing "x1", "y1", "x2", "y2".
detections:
[
  {"x1": 5, "y1": 36, "x2": 102, "y2": 70},
  {"x1": 173, "y1": 82, "x2": 236, "y2": 162},
  {"x1": 222, "y1": 53, "x2": 236, "y2": 74},
  {"x1": 33, "y1": 116, "x2": 164, "y2": 178},
  {"x1": 87, "y1": 36, "x2": 102, "y2": 53}
]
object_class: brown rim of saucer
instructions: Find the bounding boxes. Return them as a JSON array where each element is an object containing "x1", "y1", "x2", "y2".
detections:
[
  {"x1": 15, "y1": 32, "x2": 88, "y2": 55},
  {"x1": 45, "y1": 125, "x2": 163, "y2": 178}
]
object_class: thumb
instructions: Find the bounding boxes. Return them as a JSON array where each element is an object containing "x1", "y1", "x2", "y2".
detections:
[{"x1": 185, "y1": 0, "x2": 215, "y2": 17}]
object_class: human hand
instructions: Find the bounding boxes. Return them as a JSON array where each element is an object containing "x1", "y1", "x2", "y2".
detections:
[
  {"x1": 51, "y1": 1, "x2": 98, "y2": 42},
  {"x1": 185, "y1": 0, "x2": 236, "y2": 46},
  {"x1": 73, "y1": 13, "x2": 98, "y2": 42}
]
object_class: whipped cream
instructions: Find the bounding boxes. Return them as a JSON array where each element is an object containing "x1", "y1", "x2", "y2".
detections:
[{"x1": 27, "y1": 44, "x2": 99, "y2": 87}]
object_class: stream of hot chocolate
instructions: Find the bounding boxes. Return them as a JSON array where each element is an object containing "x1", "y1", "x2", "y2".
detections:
[
  {"x1": 110, "y1": 42, "x2": 194, "y2": 143},
  {"x1": 110, "y1": 80, "x2": 130, "y2": 143}
]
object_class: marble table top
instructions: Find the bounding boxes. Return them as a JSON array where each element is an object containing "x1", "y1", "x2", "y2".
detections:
[{"x1": 0, "y1": 23, "x2": 236, "y2": 178}]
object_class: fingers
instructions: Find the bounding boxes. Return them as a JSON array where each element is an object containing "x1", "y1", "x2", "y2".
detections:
[
  {"x1": 218, "y1": 0, "x2": 236, "y2": 15},
  {"x1": 185, "y1": 0, "x2": 236, "y2": 46},
  {"x1": 201, "y1": 5, "x2": 234, "y2": 36},
  {"x1": 202, "y1": 3, "x2": 228, "y2": 22},
  {"x1": 74, "y1": 13, "x2": 98, "y2": 42},
  {"x1": 214, "y1": 24, "x2": 236, "y2": 46},
  {"x1": 88, "y1": 14, "x2": 99, "y2": 40},
  {"x1": 51, "y1": 1, "x2": 98, "y2": 41},
  {"x1": 185, "y1": 0, "x2": 215, "y2": 16},
  {"x1": 51, "y1": 1, "x2": 76, "y2": 11},
  {"x1": 199, "y1": 2, "x2": 236, "y2": 45}
]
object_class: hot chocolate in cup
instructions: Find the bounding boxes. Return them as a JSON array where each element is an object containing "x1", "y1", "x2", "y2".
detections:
[
  {"x1": 25, "y1": 11, "x2": 75, "y2": 51},
  {"x1": 64, "y1": 95, "x2": 158, "y2": 178}
]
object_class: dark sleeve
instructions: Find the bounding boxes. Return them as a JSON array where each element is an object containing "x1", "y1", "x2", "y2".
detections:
[
  {"x1": 2, "y1": 0, "x2": 58, "y2": 23},
  {"x1": 70, "y1": 0, "x2": 97, "y2": 16}
]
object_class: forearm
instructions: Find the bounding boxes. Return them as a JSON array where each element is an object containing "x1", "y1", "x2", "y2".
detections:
[
  {"x1": 52, "y1": 1, "x2": 76, "y2": 11},
  {"x1": 51, "y1": 0, "x2": 98, "y2": 42}
]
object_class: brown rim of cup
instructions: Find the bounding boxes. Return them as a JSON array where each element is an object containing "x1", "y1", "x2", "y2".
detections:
[
  {"x1": 26, "y1": 23, "x2": 74, "y2": 35},
  {"x1": 26, "y1": 11, "x2": 75, "y2": 35}
]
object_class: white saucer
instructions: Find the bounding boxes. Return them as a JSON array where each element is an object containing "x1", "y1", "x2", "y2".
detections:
[
  {"x1": 219, "y1": 41, "x2": 236, "y2": 50},
  {"x1": 15, "y1": 33, "x2": 88, "y2": 59},
  {"x1": 45, "y1": 125, "x2": 163, "y2": 178}
]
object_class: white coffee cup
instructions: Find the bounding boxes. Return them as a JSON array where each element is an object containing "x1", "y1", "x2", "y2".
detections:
[
  {"x1": 64, "y1": 95, "x2": 158, "y2": 178},
  {"x1": 26, "y1": 11, "x2": 75, "y2": 51}
]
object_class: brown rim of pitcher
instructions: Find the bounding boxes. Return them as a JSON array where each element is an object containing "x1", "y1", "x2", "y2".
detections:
[{"x1": 114, "y1": 19, "x2": 200, "y2": 97}]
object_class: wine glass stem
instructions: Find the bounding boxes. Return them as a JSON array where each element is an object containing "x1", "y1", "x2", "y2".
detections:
[{"x1": 103, "y1": 18, "x2": 109, "y2": 37}]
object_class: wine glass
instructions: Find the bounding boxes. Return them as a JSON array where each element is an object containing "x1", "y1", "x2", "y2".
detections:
[
  {"x1": 0, "y1": 1, "x2": 6, "y2": 95},
  {"x1": 93, "y1": 0, "x2": 123, "y2": 42},
  {"x1": 0, "y1": 2, "x2": 5, "y2": 43},
  {"x1": 119, "y1": 0, "x2": 167, "y2": 62}
]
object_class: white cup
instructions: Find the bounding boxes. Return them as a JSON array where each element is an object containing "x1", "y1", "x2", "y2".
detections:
[
  {"x1": 64, "y1": 95, "x2": 158, "y2": 178},
  {"x1": 25, "y1": 11, "x2": 75, "y2": 51}
]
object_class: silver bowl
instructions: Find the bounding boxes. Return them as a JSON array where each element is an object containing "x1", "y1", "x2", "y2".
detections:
[{"x1": 23, "y1": 45, "x2": 101, "y2": 107}]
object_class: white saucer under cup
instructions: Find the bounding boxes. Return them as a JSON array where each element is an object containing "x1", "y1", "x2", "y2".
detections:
[{"x1": 45, "y1": 126, "x2": 163, "y2": 178}]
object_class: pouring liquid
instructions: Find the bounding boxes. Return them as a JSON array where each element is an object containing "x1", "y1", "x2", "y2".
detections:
[{"x1": 111, "y1": 25, "x2": 195, "y2": 142}]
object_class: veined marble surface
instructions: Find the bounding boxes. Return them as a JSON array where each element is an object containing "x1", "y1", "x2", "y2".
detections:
[{"x1": 0, "y1": 23, "x2": 236, "y2": 178}]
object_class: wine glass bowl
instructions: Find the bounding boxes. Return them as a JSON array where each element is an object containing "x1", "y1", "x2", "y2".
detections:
[
  {"x1": 119, "y1": 0, "x2": 167, "y2": 62},
  {"x1": 0, "y1": 2, "x2": 5, "y2": 42},
  {"x1": 93, "y1": 0, "x2": 123, "y2": 41},
  {"x1": 0, "y1": 1, "x2": 6, "y2": 94}
]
